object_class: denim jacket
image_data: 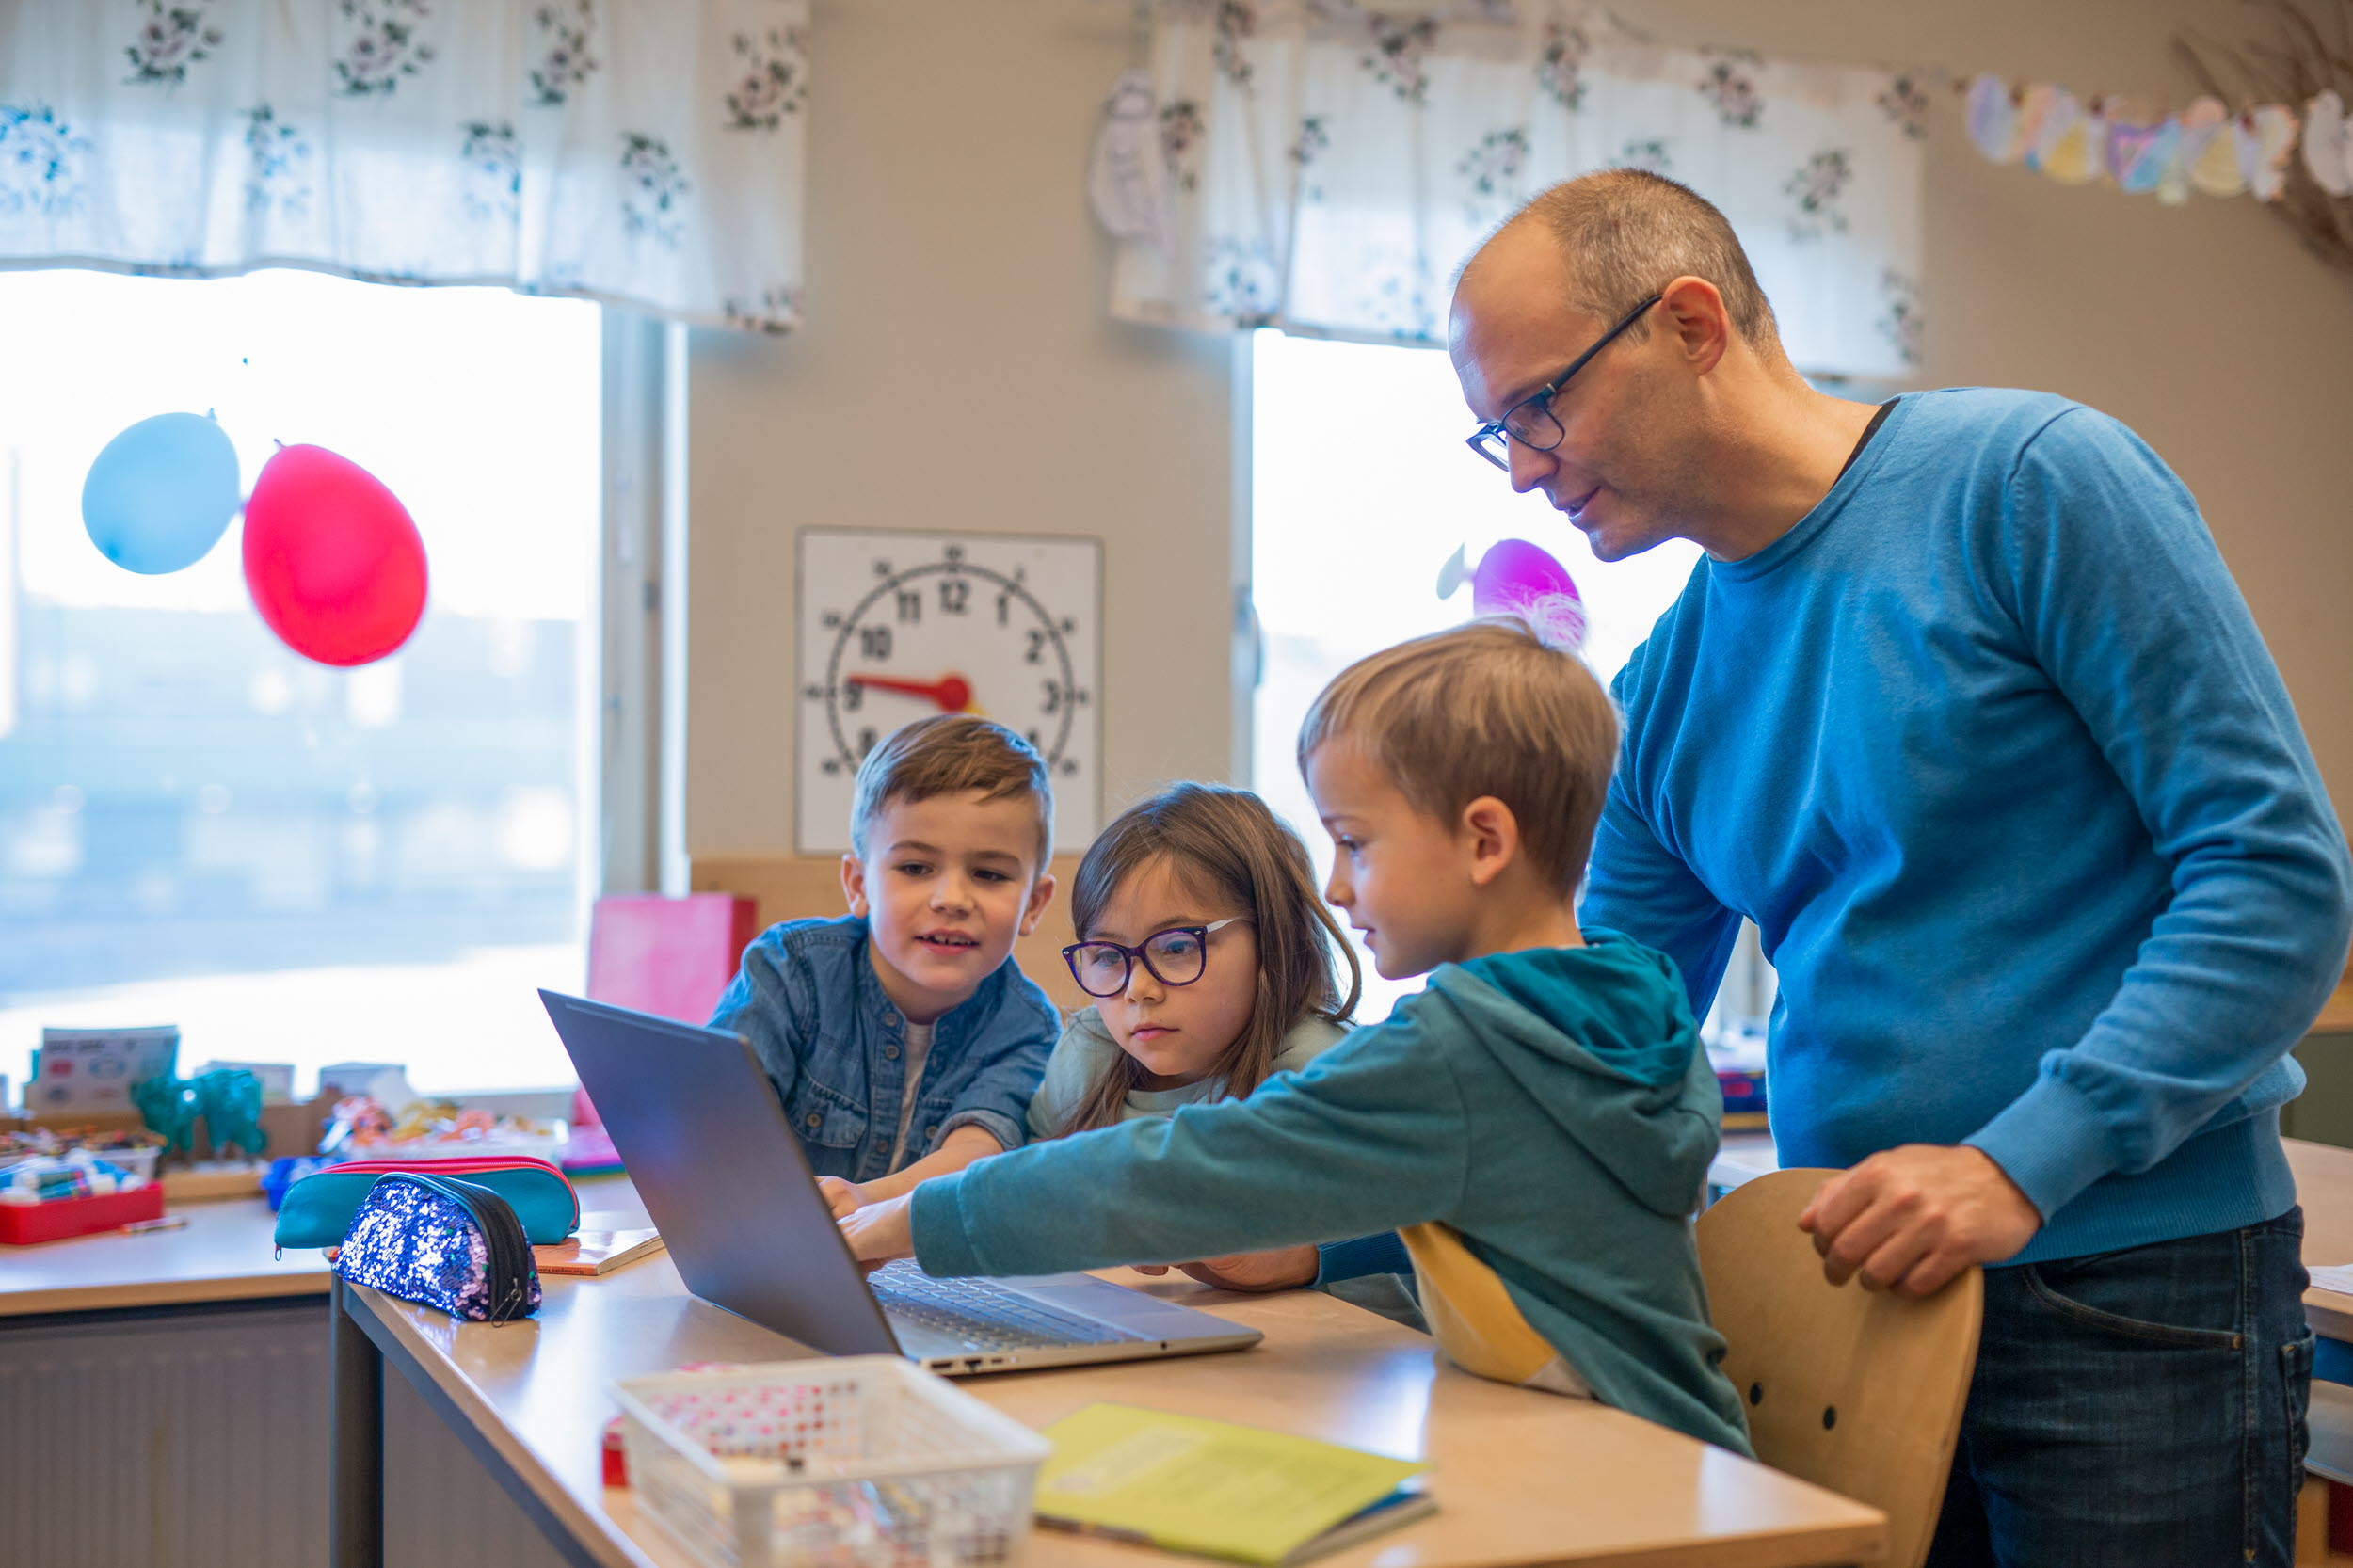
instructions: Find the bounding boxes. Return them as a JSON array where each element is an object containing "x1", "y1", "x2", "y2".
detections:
[{"x1": 706, "y1": 914, "x2": 1060, "y2": 1183}]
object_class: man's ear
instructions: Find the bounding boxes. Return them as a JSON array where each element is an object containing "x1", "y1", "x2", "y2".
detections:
[
  {"x1": 1657, "y1": 274, "x2": 1731, "y2": 377},
  {"x1": 840, "y1": 853, "x2": 870, "y2": 917},
  {"x1": 1460, "y1": 796, "x2": 1522, "y2": 888},
  {"x1": 1017, "y1": 870, "x2": 1058, "y2": 939}
]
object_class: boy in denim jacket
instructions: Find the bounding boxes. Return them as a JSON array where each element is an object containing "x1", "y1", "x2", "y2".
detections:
[{"x1": 708, "y1": 714, "x2": 1061, "y2": 1200}]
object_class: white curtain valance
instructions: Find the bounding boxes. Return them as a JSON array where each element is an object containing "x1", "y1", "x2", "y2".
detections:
[
  {"x1": 1114, "y1": 0, "x2": 1926, "y2": 379},
  {"x1": 0, "y1": 0, "x2": 807, "y2": 333}
]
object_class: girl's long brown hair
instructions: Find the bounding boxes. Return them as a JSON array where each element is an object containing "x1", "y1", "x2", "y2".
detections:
[{"x1": 1058, "y1": 783, "x2": 1361, "y2": 1136}]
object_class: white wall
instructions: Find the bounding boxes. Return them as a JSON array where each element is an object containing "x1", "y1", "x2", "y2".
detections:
[
  {"x1": 684, "y1": 0, "x2": 1239, "y2": 860},
  {"x1": 681, "y1": 0, "x2": 2353, "y2": 858}
]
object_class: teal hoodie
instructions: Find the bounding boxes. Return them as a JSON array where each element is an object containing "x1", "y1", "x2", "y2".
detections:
[{"x1": 910, "y1": 929, "x2": 1751, "y2": 1453}]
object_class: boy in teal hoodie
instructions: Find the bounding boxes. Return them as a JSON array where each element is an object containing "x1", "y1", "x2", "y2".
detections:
[{"x1": 842, "y1": 618, "x2": 1750, "y2": 1453}]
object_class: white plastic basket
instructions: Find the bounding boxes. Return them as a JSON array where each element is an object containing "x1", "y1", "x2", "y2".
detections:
[{"x1": 611, "y1": 1357, "x2": 1051, "y2": 1568}]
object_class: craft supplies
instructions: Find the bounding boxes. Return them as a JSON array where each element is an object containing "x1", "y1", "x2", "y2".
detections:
[
  {"x1": 0, "y1": 1147, "x2": 166, "y2": 1244},
  {"x1": 0, "y1": 1148, "x2": 152, "y2": 1204},
  {"x1": 0, "y1": 1182, "x2": 167, "y2": 1243},
  {"x1": 1, "y1": 1124, "x2": 167, "y2": 1176}
]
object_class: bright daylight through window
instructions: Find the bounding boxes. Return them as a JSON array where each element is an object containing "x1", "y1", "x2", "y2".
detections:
[
  {"x1": 0, "y1": 268, "x2": 600, "y2": 1099},
  {"x1": 1250, "y1": 329, "x2": 1708, "y2": 1025}
]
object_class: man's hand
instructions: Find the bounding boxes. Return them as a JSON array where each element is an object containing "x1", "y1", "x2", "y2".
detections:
[
  {"x1": 837, "y1": 1191, "x2": 917, "y2": 1272},
  {"x1": 1798, "y1": 1144, "x2": 2042, "y2": 1296},
  {"x1": 1133, "y1": 1245, "x2": 1319, "y2": 1293},
  {"x1": 816, "y1": 1176, "x2": 867, "y2": 1221}
]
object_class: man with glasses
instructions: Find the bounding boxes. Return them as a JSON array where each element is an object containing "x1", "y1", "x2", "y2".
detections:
[{"x1": 1446, "y1": 169, "x2": 2349, "y2": 1566}]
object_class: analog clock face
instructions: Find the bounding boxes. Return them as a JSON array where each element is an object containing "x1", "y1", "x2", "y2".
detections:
[{"x1": 796, "y1": 529, "x2": 1101, "y2": 855}]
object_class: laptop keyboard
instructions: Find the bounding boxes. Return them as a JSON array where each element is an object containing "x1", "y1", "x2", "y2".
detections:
[{"x1": 870, "y1": 1262, "x2": 1141, "y2": 1352}]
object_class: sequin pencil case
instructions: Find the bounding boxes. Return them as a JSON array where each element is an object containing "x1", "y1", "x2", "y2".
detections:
[{"x1": 331, "y1": 1173, "x2": 541, "y2": 1323}]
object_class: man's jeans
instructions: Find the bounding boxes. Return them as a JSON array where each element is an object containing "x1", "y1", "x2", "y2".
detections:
[{"x1": 1927, "y1": 1207, "x2": 2313, "y2": 1567}]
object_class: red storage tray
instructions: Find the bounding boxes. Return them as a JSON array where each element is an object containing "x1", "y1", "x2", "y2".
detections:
[{"x1": 0, "y1": 1183, "x2": 166, "y2": 1244}]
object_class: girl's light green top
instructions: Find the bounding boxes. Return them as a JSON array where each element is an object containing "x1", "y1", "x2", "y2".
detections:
[{"x1": 1024, "y1": 1006, "x2": 1347, "y2": 1139}]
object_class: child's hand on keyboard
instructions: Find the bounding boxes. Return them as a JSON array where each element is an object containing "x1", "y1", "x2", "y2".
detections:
[
  {"x1": 816, "y1": 1176, "x2": 867, "y2": 1220},
  {"x1": 1135, "y1": 1246, "x2": 1319, "y2": 1292},
  {"x1": 839, "y1": 1190, "x2": 916, "y2": 1272}
]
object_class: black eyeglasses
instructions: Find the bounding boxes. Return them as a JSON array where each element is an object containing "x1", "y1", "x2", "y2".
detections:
[
  {"x1": 1465, "y1": 293, "x2": 1662, "y2": 471},
  {"x1": 1062, "y1": 918, "x2": 1249, "y2": 999}
]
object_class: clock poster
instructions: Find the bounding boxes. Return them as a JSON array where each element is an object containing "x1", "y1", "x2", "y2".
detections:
[{"x1": 795, "y1": 528, "x2": 1103, "y2": 855}]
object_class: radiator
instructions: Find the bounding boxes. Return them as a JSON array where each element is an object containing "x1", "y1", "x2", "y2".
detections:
[{"x1": 0, "y1": 1299, "x2": 570, "y2": 1568}]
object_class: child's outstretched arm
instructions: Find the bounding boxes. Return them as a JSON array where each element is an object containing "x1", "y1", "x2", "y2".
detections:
[
  {"x1": 818, "y1": 1126, "x2": 1003, "y2": 1217},
  {"x1": 840, "y1": 1016, "x2": 1471, "y2": 1276}
]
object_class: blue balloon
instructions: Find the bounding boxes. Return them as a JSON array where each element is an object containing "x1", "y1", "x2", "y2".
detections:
[{"x1": 81, "y1": 412, "x2": 243, "y2": 575}]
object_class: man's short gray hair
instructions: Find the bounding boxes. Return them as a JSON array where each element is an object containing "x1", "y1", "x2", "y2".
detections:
[{"x1": 1519, "y1": 168, "x2": 1779, "y2": 346}]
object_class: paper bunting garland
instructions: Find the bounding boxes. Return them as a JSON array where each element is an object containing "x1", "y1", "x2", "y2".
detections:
[
  {"x1": 2304, "y1": 91, "x2": 2352, "y2": 196},
  {"x1": 1964, "y1": 72, "x2": 2314, "y2": 205}
]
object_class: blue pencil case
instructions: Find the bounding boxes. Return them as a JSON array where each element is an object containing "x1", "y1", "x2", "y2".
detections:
[
  {"x1": 276, "y1": 1155, "x2": 579, "y2": 1249},
  {"x1": 332, "y1": 1173, "x2": 541, "y2": 1324}
]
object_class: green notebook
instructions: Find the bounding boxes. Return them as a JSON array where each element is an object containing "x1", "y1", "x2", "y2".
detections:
[{"x1": 1032, "y1": 1403, "x2": 1435, "y2": 1567}]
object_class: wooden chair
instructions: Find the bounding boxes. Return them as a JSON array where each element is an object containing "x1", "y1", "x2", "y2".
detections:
[
  {"x1": 568, "y1": 893, "x2": 762, "y2": 1163},
  {"x1": 1696, "y1": 1168, "x2": 1985, "y2": 1568},
  {"x1": 585, "y1": 891, "x2": 760, "y2": 1023}
]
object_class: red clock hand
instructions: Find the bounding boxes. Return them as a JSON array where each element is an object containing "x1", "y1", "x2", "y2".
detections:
[{"x1": 847, "y1": 673, "x2": 973, "y2": 712}]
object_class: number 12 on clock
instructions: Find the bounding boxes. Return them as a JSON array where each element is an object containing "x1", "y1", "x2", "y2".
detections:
[{"x1": 795, "y1": 528, "x2": 1103, "y2": 856}]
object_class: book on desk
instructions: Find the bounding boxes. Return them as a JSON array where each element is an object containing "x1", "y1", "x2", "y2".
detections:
[
  {"x1": 533, "y1": 1227, "x2": 663, "y2": 1276},
  {"x1": 1033, "y1": 1402, "x2": 1434, "y2": 1566}
]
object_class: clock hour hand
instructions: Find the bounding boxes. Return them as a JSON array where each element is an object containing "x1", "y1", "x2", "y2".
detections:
[{"x1": 847, "y1": 672, "x2": 974, "y2": 713}]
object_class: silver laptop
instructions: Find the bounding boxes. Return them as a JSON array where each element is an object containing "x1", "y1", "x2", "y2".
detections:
[{"x1": 537, "y1": 989, "x2": 1262, "y2": 1375}]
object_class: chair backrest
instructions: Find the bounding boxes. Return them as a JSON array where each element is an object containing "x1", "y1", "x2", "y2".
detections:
[
  {"x1": 585, "y1": 892, "x2": 760, "y2": 1024},
  {"x1": 1696, "y1": 1168, "x2": 1984, "y2": 1568},
  {"x1": 574, "y1": 892, "x2": 762, "y2": 1136}
]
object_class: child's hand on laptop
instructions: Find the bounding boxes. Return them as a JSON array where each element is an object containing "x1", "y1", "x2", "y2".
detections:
[
  {"x1": 1134, "y1": 1246, "x2": 1318, "y2": 1292},
  {"x1": 838, "y1": 1190, "x2": 917, "y2": 1272},
  {"x1": 816, "y1": 1176, "x2": 867, "y2": 1220}
]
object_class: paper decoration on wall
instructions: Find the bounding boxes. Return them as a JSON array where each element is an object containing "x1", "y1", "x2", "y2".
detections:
[
  {"x1": 1087, "y1": 68, "x2": 1173, "y2": 252},
  {"x1": 242, "y1": 444, "x2": 429, "y2": 668},
  {"x1": 2301, "y1": 91, "x2": 2351, "y2": 196},
  {"x1": 2239, "y1": 105, "x2": 2301, "y2": 200},
  {"x1": 1436, "y1": 539, "x2": 1587, "y2": 652},
  {"x1": 1964, "y1": 72, "x2": 2304, "y2": 206},
  {"x1": 80, "y1": 412, "x2": 242, "y2": 575}
]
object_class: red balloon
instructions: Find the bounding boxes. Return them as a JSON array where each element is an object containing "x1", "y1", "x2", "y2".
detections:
[{"x1": 242, "y1": 444, "x2": 428, "y2": 667}]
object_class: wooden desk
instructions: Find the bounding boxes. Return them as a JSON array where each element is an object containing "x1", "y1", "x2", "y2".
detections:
[
  {"x1": 2287, "y1": 1137, "x2": 2353, "y2": 1342},
  {"x1": 0, "y1": 1174, "x2": 648, "y2": 1319},
  {"x1": 0, "y1": 1192, "x2": 329, "y2": 1315},
  {"x1": 333, "y1": 1255, "x2": 1885, "y2": 1568},
  {"x1": 2313, "y1": 978, "x2": 2353, "y2": 1037}
]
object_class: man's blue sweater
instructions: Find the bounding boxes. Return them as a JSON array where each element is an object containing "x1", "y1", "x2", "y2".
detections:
[{"x1": 1582, "y1": 388, "x2": 2353, "y2": 1266}]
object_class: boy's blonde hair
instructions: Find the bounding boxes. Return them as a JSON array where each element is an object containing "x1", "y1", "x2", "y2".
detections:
[
  {"x1": 849, "y1": 713, "x2": 1054, "y2": 865},
  {"x1": 1296, "y1": 617, "x2": 1619, "y2": 895},
  {"x1": 1058, "y1": 783, "x2": 1359, "y2": 1136}
]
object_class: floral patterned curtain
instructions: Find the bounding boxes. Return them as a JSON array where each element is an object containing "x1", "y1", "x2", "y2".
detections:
[
  {"x1": 1114, "y1": 0, "x2": 1925, "y2": 378},
  {"x1": 0, "y1": 0, "x2": 808, "y2": 333}
]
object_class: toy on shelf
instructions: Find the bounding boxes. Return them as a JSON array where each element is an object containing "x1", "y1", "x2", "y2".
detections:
[
  {"x1": 132, "y1": 1068, "x2": 269, "y2": 1161},
  {"x1": 321, "y1": 1096, "x2": 565, "y2": 1163}
]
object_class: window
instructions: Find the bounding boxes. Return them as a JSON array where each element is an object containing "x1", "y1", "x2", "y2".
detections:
[
  {"x1": 0, "y1": 269, "x2": 601, "y2": 1100},
  {"x1": 1250, "y1": 330, "x2": 1720, "y2": 1024}
]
